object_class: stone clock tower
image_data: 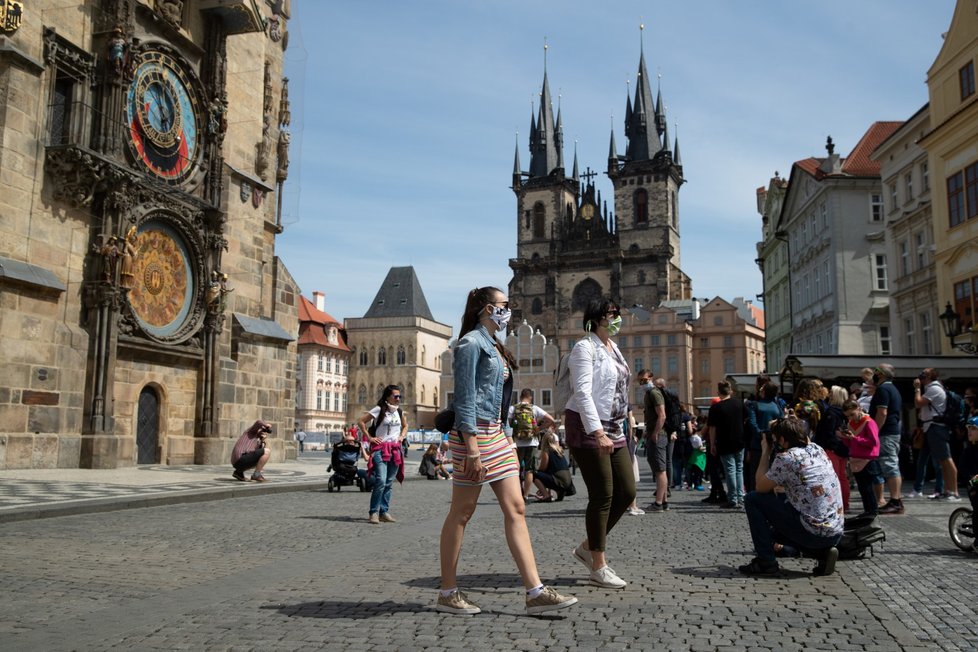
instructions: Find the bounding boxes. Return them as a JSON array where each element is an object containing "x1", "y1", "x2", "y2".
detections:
[
  {"x1": 0, "y1": 0, "x2": 298, "y2": 469},
  {"x1": 509, "y1": 46, "x2": 692, "y2": 346}
]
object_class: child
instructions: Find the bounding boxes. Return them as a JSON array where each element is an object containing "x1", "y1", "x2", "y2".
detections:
[
  {"x1": 962, "y1": 417, "x2": 978, "y2": 553},
  {"x1": 840, "y1": 400, "x2": 880, "y2": 472},
  {"x1": 687, "y1": 434, "x2": 706, "y2": 491}
]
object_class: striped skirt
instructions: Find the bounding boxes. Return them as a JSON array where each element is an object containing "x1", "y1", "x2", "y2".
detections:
[{"x1": 449, "y1": 421, "x2": 520, "y2": 487}]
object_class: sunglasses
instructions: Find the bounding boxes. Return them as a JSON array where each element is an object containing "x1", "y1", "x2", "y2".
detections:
[
  {"x1": 390, "y1": 395, "x2": 402, "y2": 400},
  {"x1": 606, "y1": 310, "x2": 621, "y2": 318},
  {"x1": 492, "y1": 301, "x2": 510, "y2": 309}
]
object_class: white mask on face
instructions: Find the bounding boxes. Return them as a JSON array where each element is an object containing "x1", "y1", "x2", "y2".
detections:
[{"x1": 488, "y1": 305, "x2": 511, "y2": 332}]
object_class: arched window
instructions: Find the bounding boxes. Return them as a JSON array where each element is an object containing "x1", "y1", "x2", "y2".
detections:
[
  {"x1": 634, "y1": 188, "x2": 649, "y2": 223},
  {"x1": 396, "y1": 345, "x2": 406, "y2": 365},
  {"x1": 378, "y1": 347, "x2": 387, "y2": 366},
  {"x1": 533, "y1": 202, "x2": 545, "y2": 238},
  {"x1": 421, "y1": 385, "x2": 425, "y2": 403},
  {"x1": 434, "y1": 387, "x2": 439, "y2": 408},
  {"x1": 571, "y1": 277, "x2": 603, "y2": 312},
  {"x1": 671, "y1": 190, "x2": 677, "y2": 228},
  {"x1": 359, "y1": 349, "x2": 368, "y2": 366},
  {"x1": 358, "y1": 385, "x2": 367, "y2": 405},
  {"x1": 566, "y1": 203, "x2": 573, "y2": 221},
  {"x1": 531, "y1": 298, "x2": 543, "y2": 315},
  {"x1": 421, "y1": 346, "x2": 426, "y2": 366}
]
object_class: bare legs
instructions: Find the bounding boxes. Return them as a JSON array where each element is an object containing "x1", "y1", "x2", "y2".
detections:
[{"x1": 439, "y1": 475, "x2": 542, "y2": 590}]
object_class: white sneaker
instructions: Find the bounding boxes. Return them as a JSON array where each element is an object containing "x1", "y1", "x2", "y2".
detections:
[
  {"x1": 627, "y1": 507, "x2": 645, "y2": 515},
  {"x1": 589, "y1": 565, "x2": 627, "y2": 589},
  {"x1": 906, "y1": 490, "x2": 923, "y2": 498}
]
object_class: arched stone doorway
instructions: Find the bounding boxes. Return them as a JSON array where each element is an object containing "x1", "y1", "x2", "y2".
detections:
[{"x1": 136, "y1": 386, "x2": 161, "y2": 464}]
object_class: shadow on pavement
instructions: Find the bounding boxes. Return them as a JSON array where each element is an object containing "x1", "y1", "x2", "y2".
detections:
[
  {"x1": 262, "y1": 600, "x2": 429, "y2": 619},
  {"x1": 669, "y1": 565, "x2": 812, "y2": 580},
  {"x1": 404, "y1": 572, "x2": 523, "y2": 590},
  {"x1": 297, "y1": 515, "x2": 365, "y2": 523}
]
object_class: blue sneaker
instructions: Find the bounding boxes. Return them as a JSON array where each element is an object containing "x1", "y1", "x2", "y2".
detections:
[{"x1": 694, "y1": 485, "x2": 705, "y2": 491}]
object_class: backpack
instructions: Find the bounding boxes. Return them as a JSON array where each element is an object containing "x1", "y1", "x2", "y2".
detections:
[
  {"x1": 661, "y1": 388, "x2": 682, "y2": 434},
  {"x1": 934, "y1": 387, "x2": 966, "y2": 429},
  {"x1": 510, "y1": 403, "x2": 537, "y2": 440},
  {"x1": 368, "y1": 407, "x2": 403, "y2": 437},
  {"x1": 837, "y1": 514, "x2": 886, "y2": 560},
  {"x1": 553, "y1": 338, "x2": 594, "y2": 417}
]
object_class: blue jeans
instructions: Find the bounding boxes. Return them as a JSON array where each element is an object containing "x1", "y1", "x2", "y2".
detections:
[
  {"x1": 913, "y1": 443, "x2": 944, "y2": 494},
  {"x1": 744, "y1": 491, "x2": 841, "y2": 562},
  {"x1": 720, "y1": 451, "x2": 745, "y2": 505},
  {"x1": 369, "y1": 451, "x2": 398, "y2": 515}
]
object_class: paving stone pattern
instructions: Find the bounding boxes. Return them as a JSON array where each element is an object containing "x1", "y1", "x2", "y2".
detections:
[{"x1": 0, "y1": 478, "x2": 974, "y2": 651}]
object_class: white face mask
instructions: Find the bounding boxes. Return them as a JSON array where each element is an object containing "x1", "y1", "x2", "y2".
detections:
[{"x1": 488, "y1": 305, "x2": 511, "y2": 332}]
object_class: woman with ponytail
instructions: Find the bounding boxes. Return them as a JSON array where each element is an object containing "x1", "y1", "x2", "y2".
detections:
[{"x1": 436, "y1": 286, "x2": 577, "y2": 616}]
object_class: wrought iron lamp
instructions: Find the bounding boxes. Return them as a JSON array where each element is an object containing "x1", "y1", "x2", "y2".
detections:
[{"x1": 939, "y1": 302, "x2": 978, "y2": 355}]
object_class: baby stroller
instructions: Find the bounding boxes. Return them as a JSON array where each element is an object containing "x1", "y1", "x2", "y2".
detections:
[{"x1": 327, "y1": 441, "x2": 370, "y2": 492}]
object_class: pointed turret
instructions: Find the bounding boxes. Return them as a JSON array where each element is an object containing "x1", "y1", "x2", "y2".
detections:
[
  {"x1": 654, "y1": 87, "x2": 665, "y2": 136},
  {"x1": 624, "y1": 50, "x2": 661, "y2": 162},
  {"x1": 572, "y1": 145, "x2": 579, "y2": 181},
  {"x1": 674, "y1": 133, "x2": 682, "y2": 166},
  {"x1": 529, "y1": 71, "x2": 560, "y2": 178},
  {"x1": 661, "y1": 120, "x2": 671, "y2": 156},
  {"x1": 555, "y1": 106, "x2": 564, "y2": 171},
  {"x1": 607, "y1": 128, "x2": 618, "y2": 174},
  {"x1": 512, "y1": 140, "x2": 522, "y2": 190}
]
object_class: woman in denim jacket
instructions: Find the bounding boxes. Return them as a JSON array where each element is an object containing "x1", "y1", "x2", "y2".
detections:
[
  {"x1": 436, "y1": 286, "x2": 577, "y2": 616},
  {"x1": 565, "y1": 298, "x2": 635, "y2": 590}
]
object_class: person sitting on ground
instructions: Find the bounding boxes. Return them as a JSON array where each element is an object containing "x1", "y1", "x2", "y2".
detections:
[
  {"x1": 739, "y1": 415, "x2": 844, "y2": 577},
  {"x1": 534, "y1": 432, "x2": 574, "y2": 501},
  {"x1": 231, "y1": 420, "x2": 272, "y2": 482},
  {"x1": 420, "y1": 443, "x2": 451, "y2": 480}
]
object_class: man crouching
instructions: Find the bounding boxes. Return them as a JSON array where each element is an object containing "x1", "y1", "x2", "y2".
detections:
[
  {"x1": 739, "y1": 415, "x2": 843, "y2": 577},
  {"x1": 232, "y1": 420, "x2": 272, "y2": 483}
]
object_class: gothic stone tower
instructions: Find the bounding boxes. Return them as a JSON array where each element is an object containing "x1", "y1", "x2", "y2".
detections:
[
  {"x1": 509, "y1": 47, "x2": 692, "y2": 346},
  {"x1": 0, "y1": 1, "x2": 298, "y2": 469}
]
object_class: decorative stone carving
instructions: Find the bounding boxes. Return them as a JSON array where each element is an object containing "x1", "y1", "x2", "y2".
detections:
[
  {"x1": 268, "y1": 15, "x2": 282, "y2": 42},
  {"x1": 255, "y1": 62, "x2": 273, "y2": 178},
  {"x1": 107, "y1": 25, "x2": 128, "y2": 76},
  {"x1": 156, "y1": 0, "x2": 183, "y2": 26},
  {"x1": 276, "y1": 131, "x2": 290, "y2": 183},
  {"x1": 239, "y1": 179, "x2": 252, "y2": 203},
  {"x1": 278, "y1": 77, "x2": 291, "y2": 128},
  {"x1": 119, "y1": 225, "x2": 138, "y2": 290},
  {"x1": 207, "y1": 94, "x2": 228, "y2": 141}
]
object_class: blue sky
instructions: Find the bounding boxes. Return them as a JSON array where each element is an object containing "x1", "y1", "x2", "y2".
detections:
[{"x1": 277, "y1": 0, "x2": 954, "y2": 331}]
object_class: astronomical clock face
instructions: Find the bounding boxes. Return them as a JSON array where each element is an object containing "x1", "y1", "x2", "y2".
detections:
[
  {"x1": 128, "y1": 221, "x2": 196, "y2": 340},
  {"x1": 126, "y1": 50, "x2": 202, "y2": 183}
]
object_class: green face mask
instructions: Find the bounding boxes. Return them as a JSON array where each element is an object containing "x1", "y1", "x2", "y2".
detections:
[{"x1": 606, "y1": 315, "x2": 622, "y2": 336}]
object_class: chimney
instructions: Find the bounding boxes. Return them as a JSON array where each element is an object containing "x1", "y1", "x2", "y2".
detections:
[{"x1": 313, "y1": 291, "x2": 325, "y2": 312}]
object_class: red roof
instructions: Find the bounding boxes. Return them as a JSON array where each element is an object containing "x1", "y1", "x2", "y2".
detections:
[
  {"x1": 842, "y1": 121, "x2": 902, "y2": 176},
  {"x1": 792, "y1": 121, "x2": 903, "y2": 181},
  {"x1": 297, "y1": 295, "x2": 350, "y2": 351}
]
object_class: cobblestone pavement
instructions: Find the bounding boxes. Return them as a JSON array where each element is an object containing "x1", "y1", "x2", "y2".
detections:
[{"x1": 0, "y1": 473, "x2": 974, "y2": 651}]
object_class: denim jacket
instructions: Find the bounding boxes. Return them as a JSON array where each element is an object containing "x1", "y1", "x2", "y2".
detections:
[{"x1": 452, "y1": 325, "x2": 512, "y2": 434}]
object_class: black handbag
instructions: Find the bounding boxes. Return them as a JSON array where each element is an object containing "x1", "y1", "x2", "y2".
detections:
[{"x1": 434, "y1": 409, "x2": 455, "y2": 434}]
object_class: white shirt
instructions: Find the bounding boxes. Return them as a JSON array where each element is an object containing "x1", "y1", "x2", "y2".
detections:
[
  {"x1": 920, "y1": 381, "x2": 947, "y2": 432},
  {"x1": 368, "y1": 405, "x2": 402, "y2": 442},
  {"x1": 565, "y1": 333, "x2": 630, "y2": 440},
  {"x1": 506, "y1": 403, "x2": 549, "y2": 447}
]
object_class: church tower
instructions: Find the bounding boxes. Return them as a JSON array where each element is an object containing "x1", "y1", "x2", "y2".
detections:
[
  {"x1": 509, "y1": 37, "x2": 691, "y2": 346},
  {"x1": 608, "y1": 39, "x2": 690, "y2": 308}
]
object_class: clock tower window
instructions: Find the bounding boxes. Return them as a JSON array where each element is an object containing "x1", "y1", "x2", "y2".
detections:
[
  {"x1": 634, "y1": 189, "x2": 649, "y2": 223},
  {"x1": 532, "y1": 203, "x2": 545, "y2": 239}
]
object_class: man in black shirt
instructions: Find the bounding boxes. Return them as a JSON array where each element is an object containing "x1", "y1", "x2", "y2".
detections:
[
  {"x1": 869, "y1": 363, "x2": 904, "y2": 515},
  {"x1": 708, "y1": 381, "x2": 746, "y2": 509}
]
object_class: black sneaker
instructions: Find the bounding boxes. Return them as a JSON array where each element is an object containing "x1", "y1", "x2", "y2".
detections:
[
  {"x1": 647, "y1": 503, "x2": 665, "y2": 512},
  {"x1": 662, "y1": 501, "x2": 670, "y2": 511},
  {"x1": 232, "y1": 469, "x2": 246, "y2": 481},
  {"x1": 738, "y1": 557, "x2": 779, "y2": 576}
]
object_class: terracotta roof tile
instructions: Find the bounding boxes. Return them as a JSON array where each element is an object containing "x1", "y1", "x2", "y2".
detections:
[
  {"x1": 297, "y1": 295, "x2": 350, "y2": 352},
  {"x1": 841, "y1": 121, "x2": 903, "y2": 177}
]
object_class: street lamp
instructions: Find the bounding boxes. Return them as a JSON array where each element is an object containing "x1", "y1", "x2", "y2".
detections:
[{"x1": 939, "y1": 302, "x2": 978, "y2": 355}]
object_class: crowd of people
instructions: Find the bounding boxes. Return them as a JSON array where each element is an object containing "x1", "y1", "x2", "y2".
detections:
[{"x1": 229, "y1": 289, "x2": 978, "y2": 615}]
